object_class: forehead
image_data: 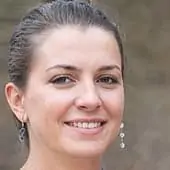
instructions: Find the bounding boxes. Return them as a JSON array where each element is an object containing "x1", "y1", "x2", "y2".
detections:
[{"x1": 31, "y1": 26, "x2": 121, "y2": 69}]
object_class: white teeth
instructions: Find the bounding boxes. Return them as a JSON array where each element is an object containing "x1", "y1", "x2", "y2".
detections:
[
  {"x1": 78, "y1": 122, "x2": 82, "y2": 127},
  {"x1": 82, "y1": 122, "x2": 88, "y2": 128},
  {"x1": 66, "y1": 122, "x2": 103, "y2": 129}
]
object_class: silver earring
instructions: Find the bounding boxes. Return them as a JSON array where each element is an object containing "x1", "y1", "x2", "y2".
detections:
[
  {"x1": 19, "y1": 121, "x2": 25, "y2": 142},
  {"x1": 119, "y1": 122, "x2": 125, "y2": 149}
]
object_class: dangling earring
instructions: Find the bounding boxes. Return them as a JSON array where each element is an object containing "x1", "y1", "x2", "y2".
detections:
[
  {"x1": 119, "y1": 122, "x2": 125, "y2": 149},
  {"x1": 19, "y1": 119, "x2": 26, "y2": 143}
]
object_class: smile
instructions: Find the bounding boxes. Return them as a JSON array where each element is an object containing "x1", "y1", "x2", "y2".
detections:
[{"x1": 64, "y1": 120, "x2": 106, "y2": 129}]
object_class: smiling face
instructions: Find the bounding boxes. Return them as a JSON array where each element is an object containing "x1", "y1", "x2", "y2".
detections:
[{"x1": 23, "y1": 26, "x2": 124, "y2": 158}]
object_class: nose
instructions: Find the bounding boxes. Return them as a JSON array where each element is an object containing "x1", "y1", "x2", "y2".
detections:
[{"x1": 75, "y1": 84, "x2": 102, "y2": 112}]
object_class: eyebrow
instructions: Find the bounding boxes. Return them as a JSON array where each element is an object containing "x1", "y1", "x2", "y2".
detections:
[
  {"x1": 46, "y1": 64, "x2": 121, "y2": 72},
  {"x1": 97, "y1": 65, "x2": 121, "y2": 72},
  {"x1": 46, "y1": 64, "x2": 81, "y2": 72}
]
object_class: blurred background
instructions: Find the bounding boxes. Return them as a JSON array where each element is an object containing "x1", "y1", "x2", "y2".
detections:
[{"x1": 1, "y1": 0, "x2": 170, "y2": 170}]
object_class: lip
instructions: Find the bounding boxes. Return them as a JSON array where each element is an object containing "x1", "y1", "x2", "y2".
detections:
[
  {"x1": 63, "y1": 118, "x2": 107, "y2": 136},
  {"x1": 64, "y1": 118, "x2": 107, "y2": 123}
]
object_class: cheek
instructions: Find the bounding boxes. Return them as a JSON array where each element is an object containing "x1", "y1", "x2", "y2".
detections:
[
  {"x1": 44, "y1": 91, "x2": 75, "y2": 122},
  {"x1": 100, "y1": 88, "x2": 124, "y2": 142},
  {"x1": 24, "y1": 87, "x2": 75, "y2": 124},
  {"x1": 101, "y1": 87, "x2": 124, "y2": 118}
]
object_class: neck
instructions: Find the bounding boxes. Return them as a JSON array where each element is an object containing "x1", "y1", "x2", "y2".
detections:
[{"x1": 21, "y1": 142, "x2": 103, "y2": 170}]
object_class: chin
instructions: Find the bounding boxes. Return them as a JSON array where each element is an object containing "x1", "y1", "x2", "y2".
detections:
[{"x1": 61, "y1": 141, "x2": 109, "y2": 158}]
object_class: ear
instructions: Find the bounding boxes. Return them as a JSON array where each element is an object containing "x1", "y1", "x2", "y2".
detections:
[{"x1": 5, "y1": 82, "x2": 26, "y2": 122}]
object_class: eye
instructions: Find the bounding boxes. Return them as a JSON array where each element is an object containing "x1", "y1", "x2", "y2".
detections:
[
  {"x1": 50, "y1": 75, "x2": 76, "y2": 86},
  {"x1": 96, "y1": 75, "x2": 119, "y2": 87}
]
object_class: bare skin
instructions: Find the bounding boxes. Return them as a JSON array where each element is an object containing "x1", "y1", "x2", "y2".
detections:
[{"x1": 5, "y1": 26, "x2": 124, "y2": 170}]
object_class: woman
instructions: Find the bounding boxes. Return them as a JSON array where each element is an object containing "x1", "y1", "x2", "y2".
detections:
[{"x1": 5, "y1": 0, "x2": 125, "y2": 170}]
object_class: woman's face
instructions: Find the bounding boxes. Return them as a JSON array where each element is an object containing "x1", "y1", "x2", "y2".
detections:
[{"x1": 24, "y1": 26, "x2": 124, "y2": 157}]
